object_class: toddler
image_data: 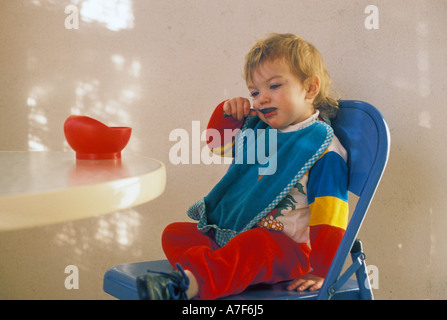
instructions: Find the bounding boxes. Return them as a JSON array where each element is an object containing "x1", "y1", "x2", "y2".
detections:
[{"x1": 137, "y1": 33, "x2": 348, "y2": 300}]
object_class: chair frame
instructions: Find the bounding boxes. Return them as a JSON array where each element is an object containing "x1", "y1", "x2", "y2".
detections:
[{"x1": 317, "y1": 100, "x2": 390, "y2": 299}]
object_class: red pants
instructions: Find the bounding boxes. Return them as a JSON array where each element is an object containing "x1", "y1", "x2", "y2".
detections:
[{"x1": 162, "y1": 222, "x2": 311, "y2": 299}]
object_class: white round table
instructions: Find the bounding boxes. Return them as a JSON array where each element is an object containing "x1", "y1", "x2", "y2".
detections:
[{"x1": 0, "y1": 151, "x2": 166, "y2": 231}]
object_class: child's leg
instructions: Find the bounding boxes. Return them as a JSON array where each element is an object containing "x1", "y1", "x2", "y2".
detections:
[
  {"x1": 162, "y1": 223, "x2": 311, "y2": 300},
  {"x1": 162, "y1": 222, "x2": 219, "y2": 299},
  {"x1": 162, "y1": 222, "x2": 219, "y2": 263}
]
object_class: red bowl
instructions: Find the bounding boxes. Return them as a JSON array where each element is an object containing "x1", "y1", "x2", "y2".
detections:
[{"x1": 64, "y1": 115, "x2": 132, "y2": 160}]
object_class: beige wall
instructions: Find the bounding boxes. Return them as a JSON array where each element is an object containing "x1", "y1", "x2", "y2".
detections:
[{"x1": 1, "y1": 0, "x2": 446, "y2": 299}]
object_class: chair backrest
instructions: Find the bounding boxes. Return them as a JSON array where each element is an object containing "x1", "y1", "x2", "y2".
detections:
[{"x1": 318, "y1": 100, "x2": 390, "y2": 299}]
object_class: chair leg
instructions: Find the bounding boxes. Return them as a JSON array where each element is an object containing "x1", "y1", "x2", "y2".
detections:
[{"x1": 350, "y1": 239, "x2": 374, "y2": 300}]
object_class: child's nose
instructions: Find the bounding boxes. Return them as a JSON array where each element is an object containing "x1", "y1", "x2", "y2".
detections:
[{"x1": 259, "y1": 91, "x2": 271, "y2": 105}]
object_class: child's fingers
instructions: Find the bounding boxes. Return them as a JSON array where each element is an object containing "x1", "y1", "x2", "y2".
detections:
[
  {"x1": 223, "y1": 99, "x2": 237, "y2": 118},
  {"x1": 235, "y1": 98, "x2": 250, "y2": 120},
  {"x1": 223, "y1": 98, "x2": 251, "y2": 120},
  {"x1": 309, "y1": 281, "x2": 323, "y2": 291},
  {"x1": 287, "y1": 277, "x2": 322, "y2": 292},
  {"x1": 296, "y1": 280, "x2": 314, "y2": 291},
  {"x1": 242, "y1": 99, "x2": 252, "y2": 117},
  {"x1": 223, "y1": 100, "x2": 232, "y2": 117},
  {"x1": 286, "y1": 278, "x2": 305, "y2": 291},
  {"x1": 236, "y1": 99, "x2": 245, "y2": 120}
]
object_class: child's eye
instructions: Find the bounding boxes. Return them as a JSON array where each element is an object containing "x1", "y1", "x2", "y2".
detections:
[
  {"x1": 270, "y1": 84, "x2": 282, "y2": 90},
  {"x1": 250, "y1": 91, "x2": 259, "y2": 98}
]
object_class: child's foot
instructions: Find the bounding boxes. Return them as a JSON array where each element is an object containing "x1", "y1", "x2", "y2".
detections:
[{"x1": 136, "y1": 263, "x2": 190, "y2": 300}]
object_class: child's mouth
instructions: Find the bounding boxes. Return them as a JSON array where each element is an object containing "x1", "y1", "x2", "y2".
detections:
[{"x1": 259, "y1": 107, "x2": 277, "y2": 118}]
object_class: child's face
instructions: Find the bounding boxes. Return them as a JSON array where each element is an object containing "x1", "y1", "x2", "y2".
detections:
[{"x1": 247, "y1": 60, "x2": 315, "y2": 130}]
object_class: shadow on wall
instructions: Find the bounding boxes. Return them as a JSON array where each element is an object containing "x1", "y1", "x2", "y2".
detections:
[{"x1": 22, "y1": 0, "x2": 141, "y2": 153}]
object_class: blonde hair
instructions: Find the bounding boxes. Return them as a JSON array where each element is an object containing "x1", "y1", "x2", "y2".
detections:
[{"x1": 244, "y1": 33, "x2": 339, "y2": 119}]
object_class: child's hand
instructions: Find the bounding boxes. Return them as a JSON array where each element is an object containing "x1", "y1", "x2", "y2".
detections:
[
  {"x1": 223, "y1": 97, "x2": 258, "y2": 121},
  {"x1": 287, "y1": 273, "x2": 324, "y2": 292}
]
